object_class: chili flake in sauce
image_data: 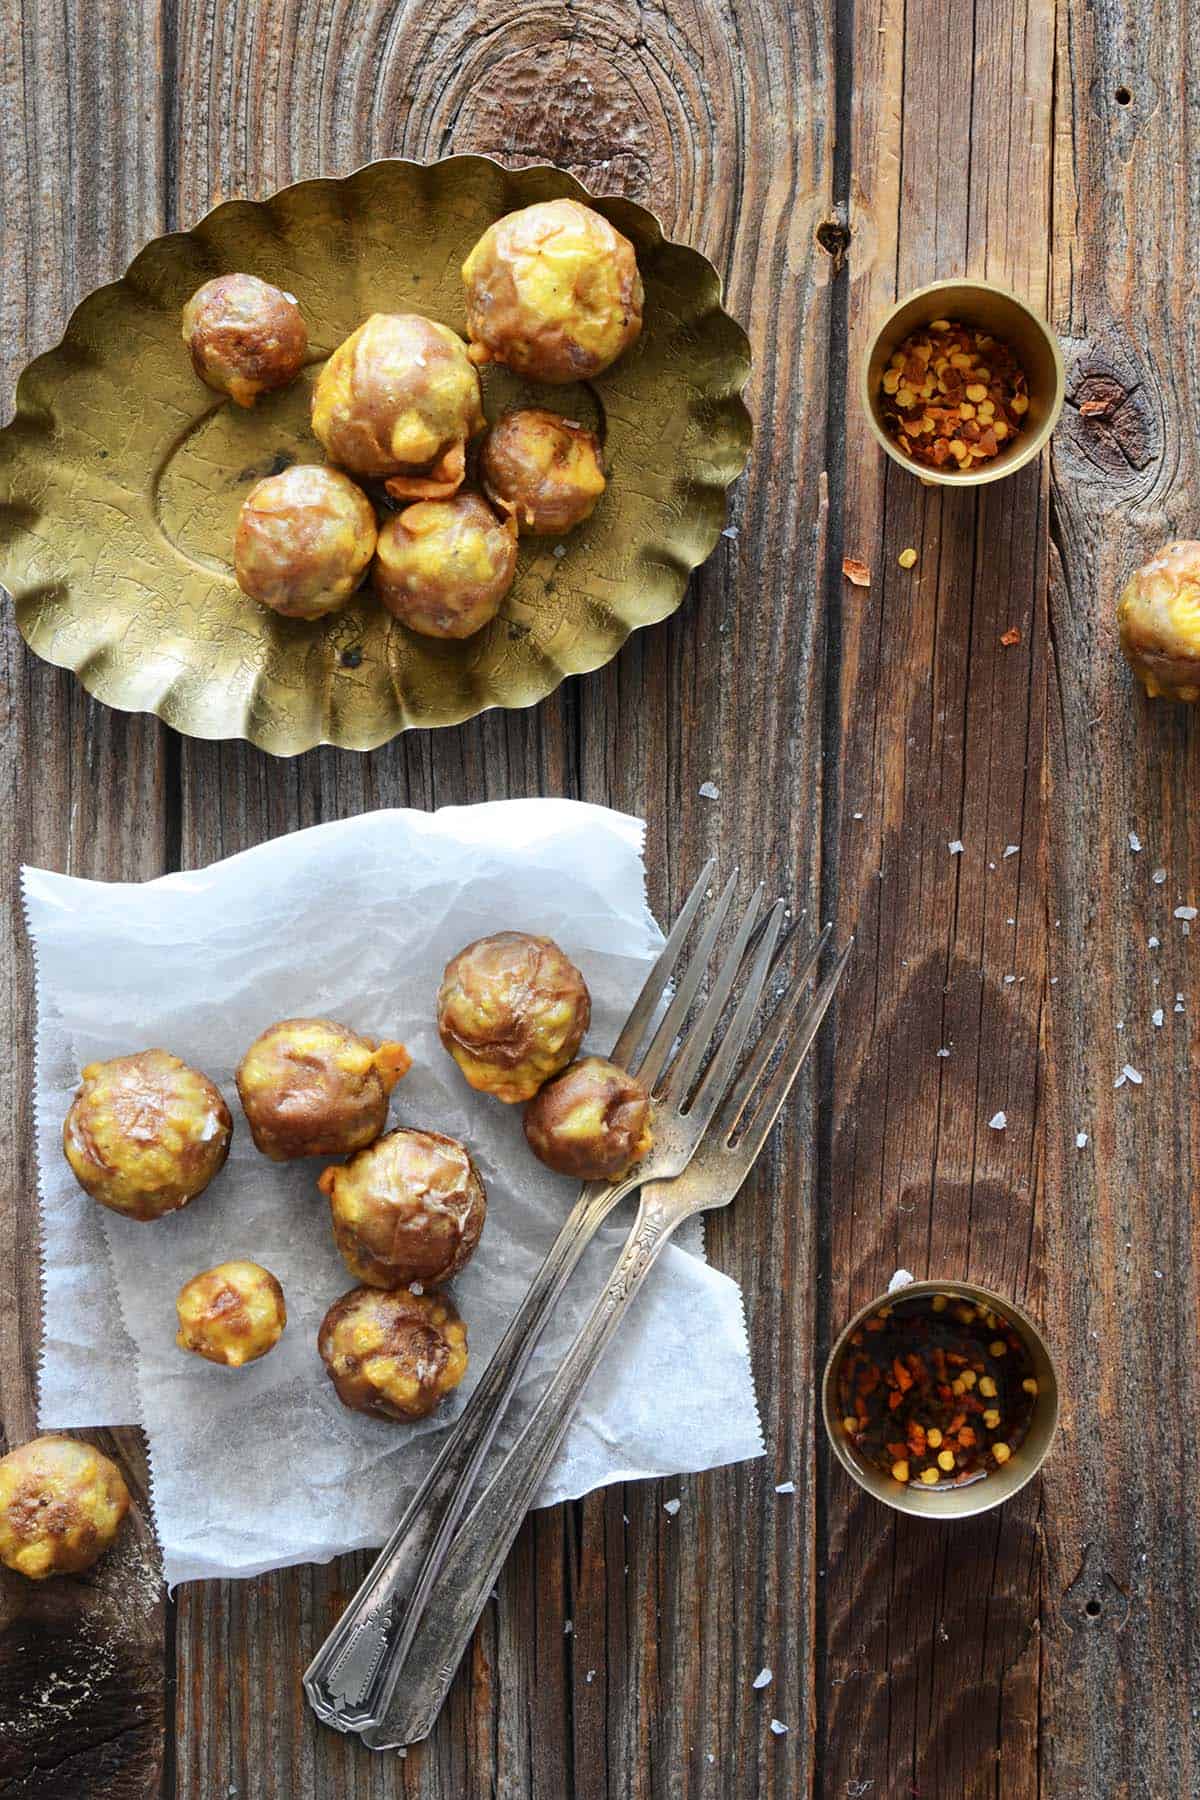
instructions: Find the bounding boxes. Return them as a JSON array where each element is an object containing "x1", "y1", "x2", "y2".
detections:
[{"x1": 835, "y1": 1293, "x2": 1038, "y2": 1489}]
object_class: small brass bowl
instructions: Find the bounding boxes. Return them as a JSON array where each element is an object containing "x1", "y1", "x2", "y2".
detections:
[
  {"x1": 860, "y1": 279, "x2": 1065, "y2": 487},
  {"x1": 822, "y1": 1278, "x2": 1059, "y2": 1519}
]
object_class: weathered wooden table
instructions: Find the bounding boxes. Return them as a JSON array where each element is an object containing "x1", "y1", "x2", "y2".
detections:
[{"x1": 1, "y1": 2, "x2": 1194, "y2": 1795}]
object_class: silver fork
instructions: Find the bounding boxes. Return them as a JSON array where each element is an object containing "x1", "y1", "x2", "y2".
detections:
[
  {"x1": 361, "y1": 931, "x2": 852, "y2": 1747},
  {"x1": 305, "y1": 866, "x2": 818, "y2": 1732}
]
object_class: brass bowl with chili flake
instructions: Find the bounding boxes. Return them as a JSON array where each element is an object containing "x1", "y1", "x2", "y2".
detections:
[
  {"x1": 861, "y1": 280, "x2": 1064, "y2": 488},
  {"x1": 822, "y1": 1280, "x2": 1059, "y2": 1519}
]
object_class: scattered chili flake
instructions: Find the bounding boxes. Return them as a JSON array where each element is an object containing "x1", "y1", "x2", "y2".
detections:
[
  {"x1": 1079, "y1": 397, "x2": 1109, "y2": 417},
  {"x1": 879, "y1": 319, "x2": 1029, "y2": 472},
  {"x1": 834, "y1": 1293, "x2": 1039, "y2": 1490},
  {"x1": 1000, "y1": 626, "x2": 1021, "y2": 646},
  {"x1": 843, "y1": 557, "x2": 871, "y2": 586}
]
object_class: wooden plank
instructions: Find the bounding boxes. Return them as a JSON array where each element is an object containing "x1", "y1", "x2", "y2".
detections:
[
  {"x1": 820, "y1": 0, "x2": 1055, "y2": 1794},
  {"x1": 164, "y1": 1, "x2": 834, "y2": 1795},
  {"x1": 0, "y1": 5, "x2": 171, "y2": 1796},
  {"x1": 1043, "y1": 3, "x2": 1200, "y2": 1794}
]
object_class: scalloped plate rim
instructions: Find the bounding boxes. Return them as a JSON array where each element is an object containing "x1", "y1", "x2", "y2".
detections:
[{"x1": 0, "y1": 153, "x2": 753, "y2": 755}]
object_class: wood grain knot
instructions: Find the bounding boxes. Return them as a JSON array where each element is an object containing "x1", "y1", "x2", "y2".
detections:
[
  {"x1": 1061, "y1": 1542, "x2": 1130, "y2": 1634},
  {"x1": 436, "y1": 35, "x2": 658, "y2": 199},
  {"x1": 1062, "y1": 368, "x2": 1156, "y2": 476},
  {"x1": 816, "y1": 216, "x2": 851, "y2": 273}
]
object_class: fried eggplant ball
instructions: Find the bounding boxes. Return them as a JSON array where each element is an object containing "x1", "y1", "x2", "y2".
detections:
[
  {"x1": 523, "y1": 1055, "x2": 652, "y2": 1181},
  {"x1": 236, "y1": 1018, "x2": 411, "y2": 1162},
  {"x1": 319, "y1": 1127, "x2": 487, "y2": 1288},
  {"x1": 233, "y1": 464, "x2": 377, "y2": 620},
  {"x1": 318, "y1": 1285, "x2": 468, "y2": 1421},
  {"x1": 0, "y1": 1436, "x2": 130, "y2": 1580},
  {"x1": 63, "y1": 1049, "x2": 232, "y2": 1222},
  {"x1": 437, "y1": 931, "x2": 591, "y2": 1103},
  {"x1": 1118, "y1": 539, "x2": 1200, "y2": 702},
  {"x1": 373, "y1": 494, "x2": 517, "y2": 639},
  {"x1": 175, "y1": 1260, "x2": 287, "y2": 1367},
  {"x1": 461, "y1": 198, "x2": 644, "y2": 384},
  {"x1": 311, "y1": 313, "x2": 484, "y2": 500},
  {"x1": 481, "y1": 408, "x2": 606, "y2": 536},
  {"x1": 181, "y1": 272, "x2": 308, "y2": 407}
]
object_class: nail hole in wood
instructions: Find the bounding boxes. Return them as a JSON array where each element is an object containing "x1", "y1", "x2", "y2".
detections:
[
  {"x1": 1115, "y1": 87, "x2": 1132, "y2": 105},
  {"x1": 1085, "y1": 1598, "x2": 1103, "y2": 1618}
]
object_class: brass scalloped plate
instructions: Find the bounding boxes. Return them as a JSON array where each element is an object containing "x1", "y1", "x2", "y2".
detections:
[{"x1": 0, "y1": 157, "x2": 751, "y2": 755}]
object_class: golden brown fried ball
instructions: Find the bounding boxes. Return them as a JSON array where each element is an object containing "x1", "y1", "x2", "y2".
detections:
[
  {"x1": 0, "y1": 1436, "x2": 130, "y2": 1579},
  {"x1": 63, "y1": 1050, "x2": 232, "y2": 1222},
  {"x1": 318, "y1": 1127, "x2": 487, "y2": 1288},
  {"x1": 318, "y1": 1285, "x2": 468, "y2": 1420},
  {"x1": 236, "y1": 1018, "x2": 411, "y2": 1161},
  {"x1": 1118, "y1": 539, "x2": 1200, "y2": 701},
  {"x1": 523, "y1": 1055, "x2": 652, "y2": 1181},
  {"x1": 233, "y1": 464, "x2": 377, "y2": 620},
  {"x1": 175, "y1": 1260, "x2": 287, "y2": 1367},
  {"x1": 461, "y1": 198, "x2": 643, "y2": 384},
  {"x1": 181, "y1": 273, "x2": 308, "y2": 407},
  {"x1": 437, "y1": 931, "x2": 591, "y2": 1103},
  {"x1": 373, "y1": 495, "x2": 517, "y2": 639},
  {"x1": 311, "y1": 313, "x2": 484, "y2": 499},
  {"x1": 481, "y1": 409, "x2": 606, "y2": 536}
]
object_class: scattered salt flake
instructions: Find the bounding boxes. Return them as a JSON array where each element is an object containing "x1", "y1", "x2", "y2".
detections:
[
  {"x1": 561, "y1": 418, "x2": 581, "y2": 429},
  {"x1": 853, "y1": 810, "x2": 864, "y2": 820},
  {"x1": 1113, "y1": 1071, "x2": 1127, "y2": 1089},
  {"x1": 552, "y1": 543, "x2": 567, "y2": 558},
  {"x1": 1149, "y1": 936, "x2": 1160, "y2": 949},
  {"x1": 564, "y1": 1620, "x2": 573, "y2": 1635},
  {"x1": 1175, "y1": 906, "x2": 1198, "y2": 921},
  {"x1": 937, "y1": 1047, "x2": 951, "y2": 1058},
  {"x1": 1123, "y1": 1064, "x2": 1144, "y2": 1085},
  {"x1": 752, "y1": 1667, "x2": 773, "y2": 1689},
  {"x1": 586, "y1": 1669, "x2": 596, "y2": 1684},
  {"x1": 1154, "y1": 1270, "x2": 1164, "y2": 1280},
  {"x1": 663, "y1": 1498, "x2": 681, "y2": 1516},
  {"x1": 1075, "y1": 1132, "x2": 1088, "y2": 1149},
  {"x1": 1153, "y1": 1009, "x2": 1165, "y2": 1028},
  {"x1": 888, "y1": 1268, "x2": 915, "y2": 1293},
  {"x1": 948, "y1": 839, "x2": 964, "y2": 855},
  {"x1": 1003, "y1": 844, "x2": 1020, "y2": 859},
  {"x1": 1153, "y1": 868, "x2": 1167, "y2": 885},
  {"x1": 989, "y1": 1111, "x2": 1007, "y2": 1130},
  {"x1": 770, "y1": 1719, "x2": 789, "y2": 1737},
  {"x1": 707, "y1": 1753, "x2": 716, "y2": 1764},
  {"x1": 775, "y1": 1480, "x2": 796, "y2": 1495},
  {"x1": 1004, "y1": 974, "x2": 1016, "y2": 985},
  {"x1": 408, "y1": 1281, "x2": 424, "y2": 1295},
  {"x1": 722, "y1": 525, "x2": 739, "y2": 540},
  {"x1": 843, "y1": 557, "x2": 871, "y2": 586},
  {"x1": 1129, "y1": 832, "x2": 1143, "y2": 852},
  {"x1": 699, "y1": 781, "x2": 720, "y2": 800}
]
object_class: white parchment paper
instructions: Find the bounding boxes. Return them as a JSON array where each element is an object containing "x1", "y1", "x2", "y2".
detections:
[{"x1": 25, "y1": 801, "x2": 764, "y2": 1587}]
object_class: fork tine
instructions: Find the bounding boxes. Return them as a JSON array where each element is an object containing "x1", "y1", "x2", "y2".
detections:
[
  {"x1": 631, "y1": 867, "x2": 741, "y2": 1090},
  {"x1": 729, "y1": 938, "x2": 853, "y2": 1158},
  {"x1": 720, "y1": 923, "x2": 834, "y2": 1140},
  {"x1": 608, "y1": 858, "x2": 717, "y2": 1067},
  {"x1": 672, "y1": 895, "x2": 786, "y2": 1116}
]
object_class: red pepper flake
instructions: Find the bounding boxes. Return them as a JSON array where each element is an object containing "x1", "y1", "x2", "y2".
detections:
[
  {"x1": 1000, "y1": 626, "x2": 1021, "y2": 646},
  {"x1": 843, "y1": 557, "x2": 871, "y2": 587},
  {"x1": 1079, "y1": 398, "x2": 1109, "y2": 417}
]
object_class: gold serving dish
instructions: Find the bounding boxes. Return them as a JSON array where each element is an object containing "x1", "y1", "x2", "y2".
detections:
[{"x1": 0, "y1": 157, "x2": 751, "y2": 755}]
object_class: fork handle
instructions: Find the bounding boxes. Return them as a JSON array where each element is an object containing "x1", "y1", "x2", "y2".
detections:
[
  {"x1": 359, "y1": 1185, "x2": 685, "y2": 1748},
  {"x1": 304, "y1": 1177, "x2": 631, "y2": 1731}
]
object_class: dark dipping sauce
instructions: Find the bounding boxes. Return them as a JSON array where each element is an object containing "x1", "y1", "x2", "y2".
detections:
[{"x1": 835, "y1": 1292, "x2": 1039, "y2": 1490}]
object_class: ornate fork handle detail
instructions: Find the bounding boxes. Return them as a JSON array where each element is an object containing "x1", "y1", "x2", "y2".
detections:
[{"x1": 361, "y1": 1186, "x2": 688, "y2": 1747}]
